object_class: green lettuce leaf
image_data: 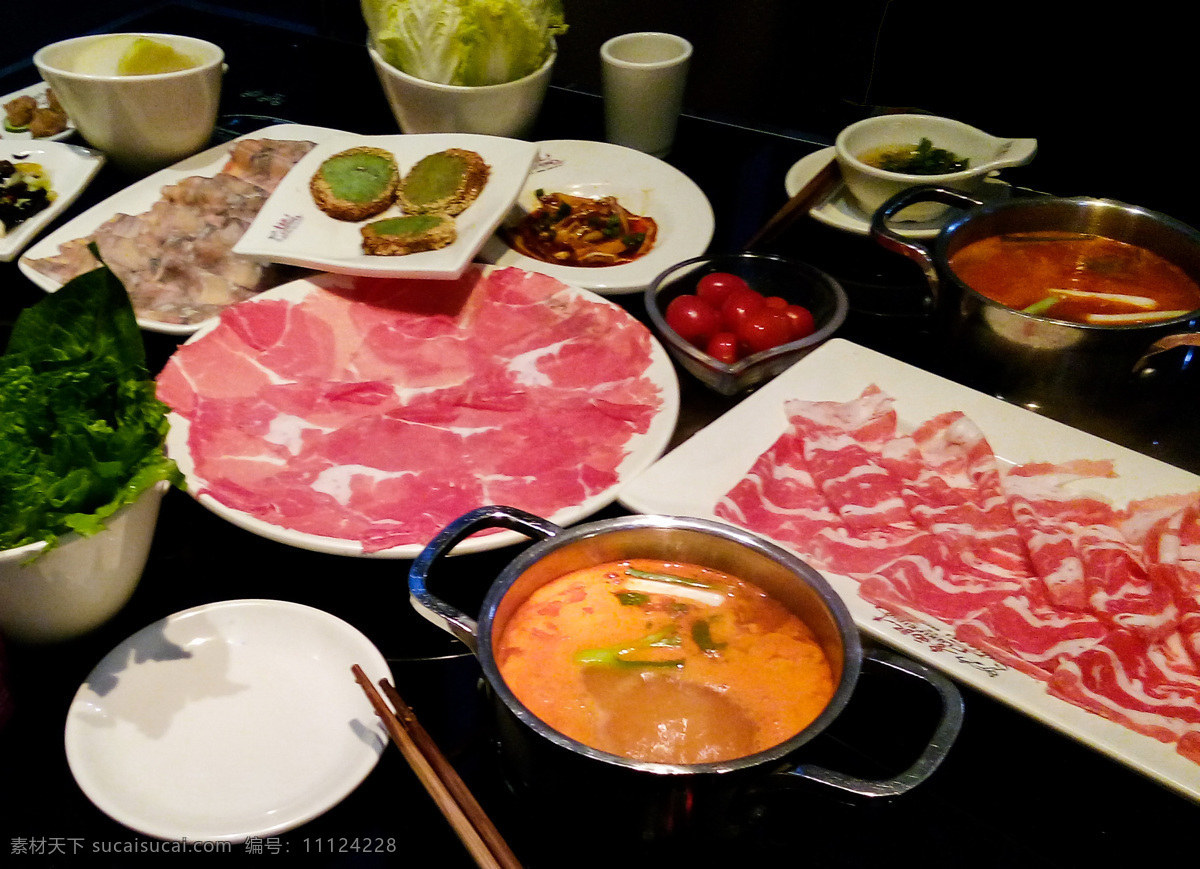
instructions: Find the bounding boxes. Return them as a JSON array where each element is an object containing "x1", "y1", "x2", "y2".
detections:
[
  {"x1": 0, "y1": 263, "x2": 183, "y2": 552},
  {"x1": 364, "y1": 0, "x2": 566, "y2": 87}
]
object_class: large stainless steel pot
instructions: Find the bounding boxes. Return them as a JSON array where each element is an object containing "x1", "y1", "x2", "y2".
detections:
[
  {"x1": 871, "y1": 187, "x2": 1200, "y2": 410},
  {"x1": 410, "y1": 506, "x2": 963, "y2": 843}
]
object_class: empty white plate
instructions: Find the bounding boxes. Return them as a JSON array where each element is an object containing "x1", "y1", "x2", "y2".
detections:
[{"x1": 65, "y1": 599, "x2": 393, "y2": 841}]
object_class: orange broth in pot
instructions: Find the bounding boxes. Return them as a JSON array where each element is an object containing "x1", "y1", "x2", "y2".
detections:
[
  {"x1": 494, "y1": 558, "x2": 835, "y2": 765},
  {"x1": 947, "y1": 231, "x2": 1200, "y2": 325}
]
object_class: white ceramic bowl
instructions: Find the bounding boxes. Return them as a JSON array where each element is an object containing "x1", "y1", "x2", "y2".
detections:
[
  {"x1": 368, "y1": 44, "x2": 554, "y2": 139},
  {"x1": 0, "y1": 481, "x2": 168, "y2": 644},
  {"x1": 33, "y1": 33, "x2": 224, "y2": 173},
  {"x1": 835, "y1": 114, "x2": 1036, "y2": 222}
]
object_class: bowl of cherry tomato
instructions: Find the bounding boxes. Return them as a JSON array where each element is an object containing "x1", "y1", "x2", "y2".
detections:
[{"x1": 645, "y1": 251, "x2": 848, "y2": 395}]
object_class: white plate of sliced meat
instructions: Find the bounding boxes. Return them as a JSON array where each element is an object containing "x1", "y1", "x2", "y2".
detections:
[
  {"x1": 620, "y1": 338, "x2": 1200, "y2": 803},
  {"x1": 156, "y1": 265, "x2": 680, "y2": 558},
  {"x1": 18, "y1": 124, "x2": 325, "y2": 334}
]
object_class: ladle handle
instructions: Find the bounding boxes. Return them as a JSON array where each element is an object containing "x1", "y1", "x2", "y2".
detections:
[
  {"x1": 987, "y1": 137, "x2": 1038, "y2": 171},
  {"x1": 408, "y1": 505, "x2": 563, "y2": 653},
  {"x1": 776, "y1": 645, "x2": 964, "y2": 797},
  {"x1": 869, "y1": 184, "x2": 983, "y2": 312}
]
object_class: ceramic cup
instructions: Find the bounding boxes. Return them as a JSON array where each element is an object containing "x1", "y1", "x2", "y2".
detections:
[
  {"x1": 600, "y1": 32, "x2": 692, "y2": 158},
  {"x1": 34, "y1": 33, "x2": 224, "y2": 174},
  {"x1": 369, "y1": 44, "x2": 554, "y2": 139}
]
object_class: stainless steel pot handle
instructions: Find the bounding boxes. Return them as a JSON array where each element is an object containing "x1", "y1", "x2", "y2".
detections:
[
  {"x1": 408, "y1": 505, "x2": 563, "y2": 653},
  {"x1": 869, "y1": 185, "x2": 984, "y2": 311},
  {"x1": 774, "y1": 645, "x2": 964, "y2": 797},
  {"x1": 1132, "y1": 331, "x2": 1200, "y2": 373}
]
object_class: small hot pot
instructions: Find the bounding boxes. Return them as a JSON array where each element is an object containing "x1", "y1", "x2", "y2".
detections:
[
  {"x1": 870, "y1": 187, "x2": 1200, "y2": 412},
  {"x1": 409, "y1": 506, "x2": 963, "y2": 843}
]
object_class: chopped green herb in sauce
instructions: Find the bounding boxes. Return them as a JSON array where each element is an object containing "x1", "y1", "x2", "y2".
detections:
[{"x1": 860, "y1": 137, "x2": 969, "y2": 175}]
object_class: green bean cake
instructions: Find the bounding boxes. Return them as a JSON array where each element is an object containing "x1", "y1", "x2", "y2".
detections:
[
  {"x1": 310, "y1": 146, "x2": 400, "y2": 221},
  {"x1": 396, "y1": 148, "x2": 490, "y2": 216},
  {"x1": 360, "y1": 213, "x2": 457, "y2": 256}
]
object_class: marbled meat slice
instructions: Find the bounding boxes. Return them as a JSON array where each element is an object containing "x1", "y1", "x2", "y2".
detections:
[
  {"x1": 1142, "y1": 500, "x2": 1200, "y2": 663},
  {"x1": 1049, "y1": 628, "x2": 1200, "y2": 753},
  {"x1": 713, "y1": 381, "x2": 1200, "y2": 764},
  {"x1": 158, "y1": 267, "x2": 663, "y2": 552},
  {"x1": 715, "y1": 429, "x2": 848, "y2": 574},
  {"x1": 954, "y1": 578, "x2": 1110, "y2": 681},
  {"x1": 1006, "y1": 462, "x2": 1180, "y2": 639}
]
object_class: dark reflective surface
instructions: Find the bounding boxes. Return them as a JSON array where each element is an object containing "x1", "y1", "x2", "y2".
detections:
[{"x1": 1, "y1": 4, "x2": 1197, "y2": 867}]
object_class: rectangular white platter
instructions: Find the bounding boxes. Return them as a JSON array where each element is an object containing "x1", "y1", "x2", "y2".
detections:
[{"x1": 618, "y1": 337, "x2": 1200, "y2": 802}]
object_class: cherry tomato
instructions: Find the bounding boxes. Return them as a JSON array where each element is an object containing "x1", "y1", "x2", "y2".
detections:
[
  {"x1": 705, "y1": 331, "x2": 740, "y2": 364},
  {"x1": 763, "y1": 295, "x2": 789, "y2": 310},
  {"x1": 737, "y1": 308, "x2": 793, "y2": 355},
  {"x1": 783, "y1": 304, "x2": 816, "y2": 340},
  {"x1": 664, "y1": 294, "x2": 721, "y2": 346},
  {"x1": 696, "y1": 272, "x2": 751, "y2": 308},
  {"x1": 720, "y1": 287, "x2": 766, "y2": 334}
]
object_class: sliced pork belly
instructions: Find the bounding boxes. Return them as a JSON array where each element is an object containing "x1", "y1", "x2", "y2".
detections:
[
  {"x1": 1142, "y1": 501, "x2": 1200, "y2": 663},
  {"x1": 1006, "y1": 462, "x2": 1180, "y2": 639},
  {"x1": 712, "y1": 382, "x2": 1200, "y2": 763},
  {"x1": 954, "y1": 579, "x2": 1110, "y2": 681},
  {"x1": 1049, "y1": 628, "x2": 1200, "y2": 747},
  {"x1": 715, "y1": 428, "x2": 849, "y2": 574}
]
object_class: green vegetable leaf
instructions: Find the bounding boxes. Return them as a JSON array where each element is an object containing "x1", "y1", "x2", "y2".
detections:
[
  {"x1": 365, "y1": 0, "x2": 567, "y2": 87},
  {"x1": 0, "y1": 262, "x2": 183, "y2": 552},
  {"x1": 691, "y1": 618, "x2": 727, "y2": 654}
]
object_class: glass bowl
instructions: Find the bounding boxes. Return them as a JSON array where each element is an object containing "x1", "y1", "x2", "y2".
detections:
[{"x1": 645, "y1": 251, "x2": 849, "y2": 395}]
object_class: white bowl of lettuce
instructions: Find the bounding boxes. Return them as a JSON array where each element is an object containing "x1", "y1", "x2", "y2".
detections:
[
  {"x1": 0, "y1": 265, "x2": 182, "y2": 644},
  {"x1": 363, "y1": 0, "x2": 566, "y2": 138}
]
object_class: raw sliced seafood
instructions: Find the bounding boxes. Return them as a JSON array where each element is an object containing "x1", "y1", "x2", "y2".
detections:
[
  {"x1": 156, "y1": 266, "x2": 663, "y2": 552},
  {"x1": 716, "y1": 385, "x2": 1200, "y2": 764},
  {"x1": 24, "y1": 138, "x2": 316, "y2": 326}
]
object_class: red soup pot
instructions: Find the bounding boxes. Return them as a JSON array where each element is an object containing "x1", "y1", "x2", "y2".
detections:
[
  {"x1": 870, "y1": 186, "x2": 1200, "y2": 410},
  {"x1": 409, "y1": 506, "x2": 963, "y2": 842}
]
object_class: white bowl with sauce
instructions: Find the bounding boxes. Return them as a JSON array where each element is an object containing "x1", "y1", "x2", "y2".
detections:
[{"x1": 835, "y1": 114, "x2": 1036, "y2": 222}]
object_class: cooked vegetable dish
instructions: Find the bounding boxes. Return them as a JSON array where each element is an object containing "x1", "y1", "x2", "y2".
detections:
[
  {"x1": 0, "y1": 160, "x2": 54, "y2": 235},
  {"x1": 502, "y1": 189, "x2": 657, "y2": 267}
]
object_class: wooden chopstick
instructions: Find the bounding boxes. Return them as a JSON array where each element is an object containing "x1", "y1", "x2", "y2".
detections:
[
  {"x1": 743, "y1": 153, "x2": 842, "y2": 250},
  {"x1": 351, "y1": 665, "x2": 523, "y2": 869}
]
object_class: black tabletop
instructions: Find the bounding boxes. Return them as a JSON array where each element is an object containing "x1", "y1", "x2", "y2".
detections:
[{"x1": 2, "y1": 5, "x2": 1198, "y2": 868}]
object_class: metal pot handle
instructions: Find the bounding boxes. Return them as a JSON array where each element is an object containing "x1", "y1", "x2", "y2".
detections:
[
  {"x1": 774, "y1": 645, "x2": 964, "y2": 797},
  {"x1": 1132, "y1": 332, "x2": 1200, "y2": 374},
  {"x1": 869, "y1": 185, "x2": 984, "y2": 311},
  {"x1": 408, "y1": 505, "x2": 564, "y2": 653}
]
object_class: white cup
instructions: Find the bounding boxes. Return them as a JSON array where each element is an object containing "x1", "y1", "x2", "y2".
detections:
[
  {"x1": 34, "y1": 33, "x2": 224, "y2": 174},
  {"x1": 600, "y1": 32, "x2": 692, "y2": 158},
  {"x1": 369, "y1": 43, "x2": 554, "y2": 139}
]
